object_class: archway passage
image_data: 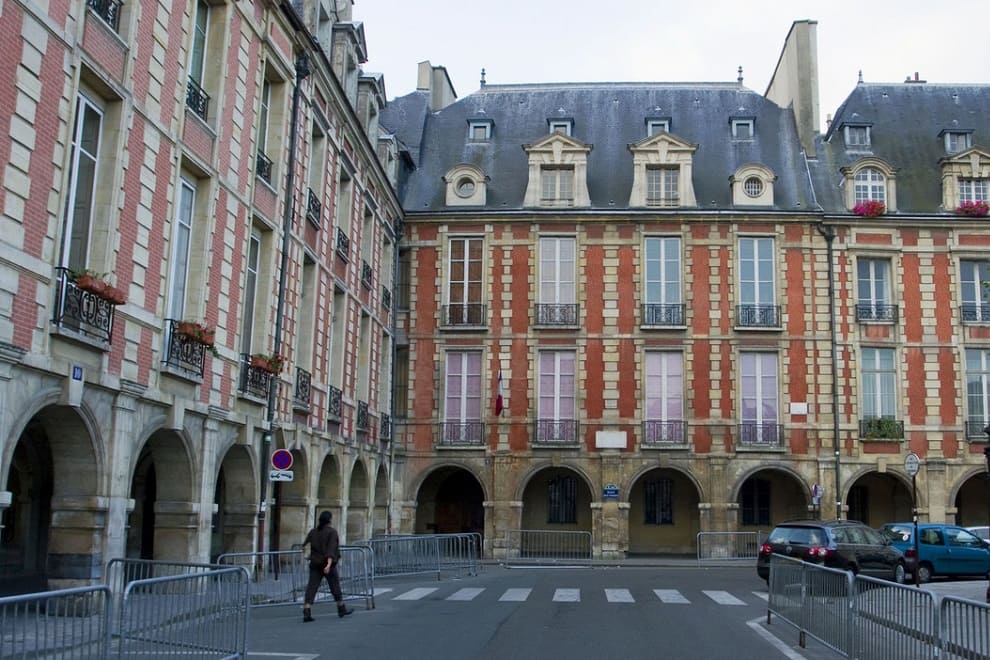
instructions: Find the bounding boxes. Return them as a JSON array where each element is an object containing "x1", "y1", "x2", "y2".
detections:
[
  {"x1": 373, "y1": 465, "x2": 389, "y2": 536},
  {"x1": 210, "y1": 445, "x2": 257, "y2": 562},
  {"x1": 346, "y1": 461, "x2": 369, "y2": 543},
  {"x1": 845, "y1": 472, "x2": 912, "y2": 527},
  {"x1": 520, "y1": 467, "x2": 592, "y2": 533},
  {"x1": 126, "y1": 430, "x2": 194, "y2": 561},
  {"x1": 627, "y1": 468, "x2": 700, "y2": 556},
  {"x1": 415, "y1": 467, "x2": 484, "y2": 537},
  {"x1": 953, "y1": 473, "x2": 990, "y2": 528},
  {"x1": 737, "y1": 469, "x2": 809, "y2": 531}
]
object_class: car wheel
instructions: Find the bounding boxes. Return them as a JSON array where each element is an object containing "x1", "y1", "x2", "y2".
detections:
[
  {"x1": 893, "y1": 561, "x2": 906, "y2": 584},
  {"x1": 917, "y1": 562, "x2": 933, "y2": 584}
]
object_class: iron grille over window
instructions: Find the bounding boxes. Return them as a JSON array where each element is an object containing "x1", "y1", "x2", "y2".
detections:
[
  {"x1": 382, "y1": 287, "x2": 392, "y2": 310},
  {"x1": 293, "y1": 367, "x2": 311, "y2": 411},
  {"x1": 162, "y1": 319, "x2": 207, "y2": 378},
  {"x1": 437, "y1": 421, "x2": 485, "y2": 446},
  {"x1": 51, "y1": 267, "x2": 117, "y2": 346},
  {"x1": 547, "y1": 476, "x2": 577, "y2": 524},
  {"x1": 380, "y1": 413, "x2": 391, "y2": 441},
  {"x1": 965, "y1": 421, "x2": 989, "y2": 438},
  {"x1": 740, "y1": 479, "x2": 770, "y2": 526},
  {"x1": 535, "y1": 303, "x2": 579, "y2": 325},
  {"x1": 361, "y1": 261, "x2": 373, "y2": 289},
  {"x1": 644, "y1": 478, "x2": 674, "y2": 525},
  {"x1": 859, "y1": 417, "x2": 904, "y2": 439},
  {"x1": 738, "y1": 423, "x2": 783, "y2": 447},
  {"x1": 238, "y1": 353, "x2": 273, "y2": 399},
  {"x1": 534, "y1": 419, "x2": 578, "y2": 444},
  {"x1": 335, "y1": 229, "x2": 350, "y2": 262},
  {"x1": 306, "y1": 188, "x2": 322, "y2": 228},
  {"x1": 185, "y1": 78, "x2": 210, "y2": 121},
  {"x1": 735, "y1": 304, "x2": 780, "y2": 328},
  {"x1": 86, "y1": 0, "x2": 121, "y2": 31},
  {"x1": 356, "y1": 400, "x2": 369, "y2": 430},
  {"x1": 855, "y1": 303, "x2": 898, "y2": 323},
  {"x1": 327, "y1": 385, "x2": 343, "y2": 422},
  {"x1": 442, "y1": 303, "x2": 486, "y2": 326},
  {"x1": 642, "y1": 420, "x2": 687, "y2": 446},
  {"x1": 642, "y1": 304, "x2": 685, "y2": 326},
  {"x1": 255, "y1": 150, "x2": 273, "y2": 184}
]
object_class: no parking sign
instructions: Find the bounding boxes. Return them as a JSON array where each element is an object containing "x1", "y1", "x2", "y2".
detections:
[{"x1": 271, "y1": 449, "x2": 293, "y2": 470}]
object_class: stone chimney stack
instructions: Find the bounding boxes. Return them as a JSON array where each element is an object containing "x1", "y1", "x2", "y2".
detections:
[
  {"x1": 417, "y1": 61, "x2": 458, "y2": 111},
  {"x1": 764, "y1": 20, "x2": 820, "y2": 156}
]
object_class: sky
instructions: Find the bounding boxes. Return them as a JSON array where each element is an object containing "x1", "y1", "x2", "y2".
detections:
[{"x1": 352, "y1": 0, "x2": 990, "y2": 132}]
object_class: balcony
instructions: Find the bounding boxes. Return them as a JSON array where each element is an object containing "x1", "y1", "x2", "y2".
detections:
[
  {"x1": 642, "y1": 420, "x2": 688, "y2": 447},
  {"x1": 859, "y1": 417, "x2": 904, "y2": 440},
  {"x1": 162, "y1": 319, "x2": 207, "y2": 378},
  {"x1": 238, "y1": 353, "x2": 273, "y2": 400},
  {"x1": 856, "y1": 302, "x2": 898, "y2": 323},
  {"x1": 293, "y1": 367, "x2": 312, "y2": 412},
  {"x1": 361, "y1": 260, "x2": 373, "y2": 289},
  {"x1": 382, "y1": 287, "x2": 392, "y2": 310},
  {"x1": 960, "y1": 304, "x2": 990, "y2": 324},
  {"x1": 642, "y1": 303, "x2": 685, "y2": 327},
  {"x1": 735, "y1": 304, "x2": 781, "y2": 329},
  {"x1": 533, "y1": 419, "x2": 579, "y2": 445},
  {"x1": 335, "y1": 228, "x2": 350, "y2": 262},
  {"x1": 306, "y1": 188, "x2": 322, "y2": 228},
  {"x1": 380, "y1": 413, "x2": 392, "y2": 441},
  {"x1": 356, "y1": 400, "x2": 369, "y2": 431},
  {"x1": 441, "y1": 303, "x2": 486, "y2": 328},
  {"x1": 437, "y1": 421, "x2": 485, "y2": 447},
  {"x1": 255, "y1": 150, "x2": 273, "y2": 185},
  {"x1": 51, "y1": 267, "x2": 118, "y2": 346},
  {"x1": 185, "y1": 78, "x2": 210, "y2": 121},
  {"x1": 738, "y1": 422, "x2": 783, "y2": 448},
  {"x1": 86, "y1": 0, "x2": 121, "y2": 31},
  {"x1": 535, "y1": 303, "x2": 579, "y2": 326},
  {"x1": 327, "y1": 385, "x2": 343, "y2": 423}
]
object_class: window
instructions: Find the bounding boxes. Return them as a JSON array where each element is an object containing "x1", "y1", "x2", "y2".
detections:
[
  {"x1": 537, "y1": 351, "x2": 576, "y2": 441},
  {"x1": 960, "y1": 178, "x2": 989, "y2": 204},
  {"x1": 740, "y1": 353, "x2": 779, "y2": 444},
  {"x1": 548, "y1": 120, "x2": 572, "y2": 136},
  {"x1": 944, "y1": 131, "x2": 972, "y2": 154},
  {"x1": 238, "y1": 229, "x2": 261, "y2": 354},
  {"x1": 167, "y1": 178, "x2": 196, "y2": 322},
  {"x1": 731, "y1": 119, "x2": 754, "y2": 139},
  {"x1": 854, "y1": 167, "x2": 886, "y2": 203},
  {"x1": 740, "y1": 479, "x2": 770, "y2": 526},
  {"x1": 394, "y1": 346, "x2": 409, "y2": 417},
  {"x1": 644, "y1": 479, "x2": 674, "y2": 525},
  {"x1": 61, "y1": 95, "x2": 103, "y2": 273},
  {"x1": 455, "y1": 177, "x2": 475, "y2": 198},
  {"x1": 445, "y1": 237, "x2": 484, "y2": 325},
  {"x1": 647, "y1": 119, "x2": 670, "y2": 136},
  {"x1": 329, "y1": 288, "x2": 347, "y2": 391},
  {"x1": 547, "y1": 476, "x2": 577, "y2": 524},
  {"x1": 396, "y1": 248, "x2": 411, "y2": 310},
  {"x1": 743, "y1": 177, "x2": 764, "y2": 198},
  {"x1": 186, "y1": 0, "x2": 211, "y2": 120},
  {"x1": 856, "y1": 258, "x2": 894, "y2": 322},
  {"x1": 468, "y1": 121, "x2": 491, "y2": 141},
  {"x1": 645, "y1": 166, "x2": 679, "y2": 207},
  {"x1": 966, "y1": 349, "x2": 990, "y2": 437},
  {"x1": 445, "y1": 351, "x2": 481, "y2": 423},
  {"x1": 643, "y1": 237, "x2": 682, "y2": 325},
  {"x1": 844, "y1": 125, "x2": 870, "y2": 148},
  {"x1": 861, "y1": 347, "x2": 896, "y2": 420},
  {"x1": 737, "y1": 237, "x2": 777, "y2": 327},
  {"x1": 540, "y1": 166, "x2": 574, "y2": 205},
  {"x1": 960, "y1": 260, "x2": 990, "y2": 322},
  {"x1": 538, "y1": 237, "x2": 577, "y2": 324},
  {"x1": 644, "y1": 352, "x2": 683, "y2": 443}
]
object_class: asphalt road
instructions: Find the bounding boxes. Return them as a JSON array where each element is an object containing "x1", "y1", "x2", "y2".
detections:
[{"x1": 245, "y1": 565, "x2": 836, "y2": 660}]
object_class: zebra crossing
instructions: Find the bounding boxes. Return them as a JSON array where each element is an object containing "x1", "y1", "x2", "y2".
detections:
[{"x1": 373, "y1": 585, "x2": 769, "y2": 606}]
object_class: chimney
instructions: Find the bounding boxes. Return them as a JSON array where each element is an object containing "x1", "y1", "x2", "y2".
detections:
[
  {"x1": 416, "y1": 61, "x2": 458, "y2": 111},
  {"x1": 905, "y1": 72, "x2": 926, "y2": 83},
  {"x1": 764, "y1": 20, "x2": 820, "y2": 155}
]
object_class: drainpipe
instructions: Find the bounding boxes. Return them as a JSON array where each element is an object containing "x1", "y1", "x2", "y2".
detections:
[
  {"x1": 815, "y1": 222, "x2": 841, "y2": 519},
  {"x1": 258, "y1": 52, "x2": 311, "y2": 556},
  {"x1": 387, "y1": 221, "x2": 402, "y2": 535}
]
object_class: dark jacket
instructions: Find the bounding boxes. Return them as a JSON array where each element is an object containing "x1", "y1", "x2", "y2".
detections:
[{"x1": 304, "y1": 525, "x2": 340, "y2": 568}]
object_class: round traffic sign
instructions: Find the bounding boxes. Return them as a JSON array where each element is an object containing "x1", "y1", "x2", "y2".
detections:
[
  {"x1": 271, "y1": 449, "x2": 293, "y2": 471},
  {"x1": 904, "y1": 452, "x2": 921, "y2": 476}
]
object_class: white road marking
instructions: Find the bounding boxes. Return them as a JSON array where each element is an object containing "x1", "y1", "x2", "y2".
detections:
[
  {"x1": 499, "y1": 588, "x2": 532, "y2": 602},
  {"x1": 605, "y1": 588, "x2": 635, "y2": 603},
  {"x1": 553, "y1": 588, "x2": 580, "y2": 602},
  {"x1": 446, "y1": 588, "x2": 485, "y2": 601},
  {"x1": 703, "y1": 590, "x2": 747, "y2": 605},
  {"x1": 753, "y1": 591, "x2": 769, "y2": 602},
  {"x1": 374, "y1": 588, "x2": 393, "y2": 596},
  {"x1": 393, "y1": 587, "x2": 438, "y2": 601},
  {"x1": 653, "y1": 589, "x2": 690, "y2": 604},
  {"x1": 746, "y1": 617, "x2": 807, "y2": 660}
]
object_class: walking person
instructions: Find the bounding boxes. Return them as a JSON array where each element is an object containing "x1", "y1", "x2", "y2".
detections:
[{"x1": 302, "y1": 510, "x2": 353, "y2": 622}]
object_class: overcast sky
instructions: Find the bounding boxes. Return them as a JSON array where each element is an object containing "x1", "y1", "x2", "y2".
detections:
[{"x1": 353, "y1": 0, "x2": 989, "y2": 132}]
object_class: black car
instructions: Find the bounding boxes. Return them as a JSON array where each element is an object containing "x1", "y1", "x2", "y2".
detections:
[{"x1": 757, "y1": 519, "x2": 906, "y2": 583}]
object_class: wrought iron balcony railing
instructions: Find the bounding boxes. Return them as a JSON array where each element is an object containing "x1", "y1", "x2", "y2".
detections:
[
  {"x1": 327, "y1": 385, "x2": 343, "y2": 422},
  {"x1": 735, "y1": 304, "x2": 781, "y2": 328},
  {"x1": 642, "y1": 420, "x2": 688, "y2": 447},
  {"x1": 960, "y1": 304, "x2": 990, "y2": 324},
  {"x1": 533, "y1": 419, "x2": 579, "y2": 444},
  {"x1": 859, "y1": 417, "x2": 904, "y2": 440},
  {"x1": 185, "y1": 78, "x2": 210, "y2": 121},
  {"x1": 306, "y1": 188, "x2": 322, "y2": 228},
  {"x1": 293, "y1": 367, "x2": 312, "y2": 411},
  {"x1": 162, "y1": 319, "x2": 207, "y2": 377},
  {"x1": 255, "y1": 150, "x2": 273, "y2": 184},
  {"x1": 855, "y1": 302, "x2": 898, "y2": 323},
  {"x1": 238, "y1": 353, "x2": 273, "y2": 399},
  {"x1": 442, "y1": 303, "x2": 486, "y2": 327},
  {"x1": 380, "y1": 413, "x2": 391, "y2": 441},
  {"x1": 51, "y1": 267, "x2": 117, "y2": 346},
  {"x1": 437, "y1": 421, "x2": 485, "y2": 446},
  {"x1": 965, "y1": 420, "x2": 990, "y2": 439},
  {"x1": 738, "y1": 422, "x2": 783, "y2": 447},
  {"x1": 86, "y1": 0, "x2": 122, "y2": 31},
  {"x1": 535, "y1": 303, "x2": 579, "y2": 326},
  {"x1": 642, "y1": 303, "x2": 685, "y2": 326},
  {"x1": 382, "y1": 287, "x2": 392, "y2": 310},
  {"x1": 361, "y1": 261, "x2": 373, "y2": 289},
  {"x1": 335, "y1": 228, "x2": 350, "y2": 262},
  {"x1": 356, "y1": 400, "x2": 369, "y2": 430}
]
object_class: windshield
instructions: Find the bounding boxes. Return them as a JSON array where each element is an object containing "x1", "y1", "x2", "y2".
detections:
[
  {"x1": 880, "y1": 524, "x2": 912, "y2": 542},
  {"x1": 767, "y1": 526, "x2": 824, "y2": 545}
]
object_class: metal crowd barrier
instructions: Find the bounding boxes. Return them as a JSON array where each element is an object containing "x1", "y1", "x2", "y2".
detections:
[
  {"x1": 502, "y1": 529, "x2": 593, "y2": 566},
  {"x1": 361, "y1": 533, "x2": 481, "y2": 579},
  {"x1": 105, "y1": 558, "x2": 225, "y2": 629},
  {"x1": 767, "y1": 553, "x2": 855, "y2": 655},
  {"x1": 116, "y1": 566, "x2": 249, "y2": 659},
  {"x1": 0, "y1": 585, "x2": 111, "y2": 659},
  {"x1": 852, "y1": 573, "x2": 937, "y2": 659},
  {"x1": 940, "y1": 596, "x2": 990, "y2": 660},
  {"x1": 696, "y1": 531, "x2": 762, "y2": 562}
]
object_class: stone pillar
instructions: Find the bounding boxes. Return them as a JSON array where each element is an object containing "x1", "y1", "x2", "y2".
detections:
[
  {"x1": 153, "y1": 501, "x2": 201, "y2": 561},
  {"x1": 923, "y1": 458, "x2": 946, "y2": 522},
  {"x1": 193, "y1": 416, "x2": 221, "y2": 563},
  {"x1": 103, "y1": 381, "x2": 148, "y2": 573},
  {"x1": 707, "y1": 455, "x2": 731, "y2": 530},
  {"x1": 396, "y1": 499, "x2": 416, "y2": 535},
  {"x1": 46, "y1": 495, "x2": 109, "y2": 589},
  {"x1": 597, "y1": 450, "x2": 626, "y2": 559},
  {"x1": 497, "y1": 501, "x2": 524, "y2": 560}
]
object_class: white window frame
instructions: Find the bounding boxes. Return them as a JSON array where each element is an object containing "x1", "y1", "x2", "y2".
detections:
[
  {"x1": 645, "y1": 352, "x2": 683, "y2": 423},
  {"x1": 738, "y1": 237, "x2": 775, "y2": 306},
  {"x1": 257, "y1": 79, "x2": 271, "y2": 155},
  {"x1": 944, "y1": 131, "x2": 971, "y2": 154},
  {"x1": 857, "y1": 257, "x2": 891, "y2": 310},
  {"x1": 444, "y1": 351, "x2": 482, "y2": 423},
  {"x1": 468, "y1": 121, "x2": 491, "y2": 141},
  {"x1": 740, "y1": 352, "x2": 778, "y2": 426},
  {"x1": 960, "y1": 260, "x2": 990, "y2": 322},
  {"x1": 539, "y1": 237, "x2": 576, "y2": 305},
  {"x1": 647, "y1": 119, "x2": 670, "y2": 136},
  {"x1": 540, "y1": 166, "x2": 574, "y2": 205},
  {"x1": 965, "y1": 348, "x2": 990, "y2": 434},
  {"x1": 189, "y1": 0, "x2": 209, "y2": 86},
  {"x1": 538, "y1": 350, "x2": 575, "y2": 421},
  {"x1": 731, "y1": 119, "x2": 754, "y2": 140},
  {"x1": 645, "y1": 166, "x2": 679, "y2": 207},
  {"x1": 844, "y1": 125, "x2": 870, "y2": 148},
  {"x1": 548, "y1": 120, "x2": 572, "y2": 136},
  {"x1": 61, "y1": 94, "x2": 104, "y2": 271},
  {"x1": 959, "y1": 178, "x2": 989, "y2": 203},
  {"x1": 861, "y1": 347, "x2": 897, "y2": 419},
  {"x1": 854, "y1": 167, "x2": 886, "y2": 203},
  {"x1": 167, "y1": 178, "x2": 196, "y2": 321},
  {"x1": 239, "y1": 229, "x2": 261, "y2": 354},
  {"x1": 644, "y1": 237, "x2": 681, "y2": 306}
]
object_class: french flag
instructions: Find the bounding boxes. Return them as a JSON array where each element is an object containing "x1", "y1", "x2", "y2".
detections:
[{"x1": 495, "y1": 369, "x2": 504, "y2": 416}]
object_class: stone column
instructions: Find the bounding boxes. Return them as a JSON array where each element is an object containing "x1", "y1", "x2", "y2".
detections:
[
  {"x1": 598, "y1": 450, "x2": 625, "y2": 559},
  {"x1": 46, "y1": 495, "x2": 110, "y2": 589},
  {"x1": 923, "y1": 458, "x2": 946, "y2": 522}
]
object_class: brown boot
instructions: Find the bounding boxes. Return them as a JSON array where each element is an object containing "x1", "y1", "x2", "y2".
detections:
[
  {"x1": 337, "y1": 604, "x2": 353, "y2": 618},
  {"x1": 303, "y1": 608, "x2": 314, "y2": 622}
]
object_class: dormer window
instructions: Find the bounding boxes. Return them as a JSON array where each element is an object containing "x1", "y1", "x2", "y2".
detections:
[
  {"x1": 627, "y1": 132, "x2": 698, "y2": 208},
  {"x1": 541, "y1": 166, "x2": 575, "y2": 206},
  {"x1": 941, "y1": 130, "x2": 972, "y2": 154},
  {"x1": 843, "y1": 124, "x2": 871, "y2": 149},
  {"x1": 730, "y1": 117, "x2": 755, "y2": 140},
  {"x1": 548, "y1": 119, "x2": 573, "y2": 136},
  {"x1": 840, "y1": 158, "x2": 897, "y2": 213},
  {"x1": 468, "y1": 118, "x2": 493, "y2": 142},
  {"x1": 443, "y1": 164, "x2": 487, "y2": 206},
  {"x1": 522, "y1": 132, "x2": 591, "y2": 208},
  {"x1": 960, "y1": 178, "x2": 989, "y2": 204},
  {"x1": 646, "y1": 117, "x2": 671, "y2": 136},
  {"x1": 730, "y1": 164, "x2": 776, "y2": 206}
]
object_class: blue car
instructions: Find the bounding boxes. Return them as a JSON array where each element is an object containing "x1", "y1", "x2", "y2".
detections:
[{"x1": 879, "y1": 522, "x2": 990, "y2": 583}]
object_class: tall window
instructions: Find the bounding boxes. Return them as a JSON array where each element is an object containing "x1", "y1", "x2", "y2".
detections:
[
  {"x1": 965, "y1": 349, "x2": 990, "y2": 436},
  {"x1": 643, "y1": 237, "x2": 681, "y2": 324},
  {"x1": 547, "y1": 476, "x2": 577, "y2": 524},
  {"x1": 62, "y1": 95, "x2": 103, "y2": 272},
  {"x1": 538, "y1": 351, "x2": 576, "y2": 442},
  {"x1": 644, "y1": 478, "x2": 674, "y2": 525},
  {"x1": 539, "y1": 236, "x2": 576, "y2": 307},
  {"x1": 960, "y1": 260, "x2": 990, "y2": 322},
  {"x1": 645, "y1": 167, "x2": 679, "y2": 206},
  {"x1": 396, "y1": 248, "x2": 411, "y2": 310},
  {"x1": 335, "y1": 167, "x2": 353, "y2": 233},
  {"x1": 444, "y1": 351, "x2": 481, "y2": 422},
  {"x1": 186, "y1": 0, "x2": 210, "y2": 119},
  {"x1": 857, "y1": 257, "x2": 892, "y2": 321},
  {"x1": 740, "y1": 479, "x2": 770, "y2": 527},
  {"x1": 738, "y1": 237, "x2": 776, "y2": 326},
  {"x1": 740, "y1": 353, "x2": 778, "y2": 443},
  {"x1": 394, "y1": 346, "x2": 409, "y2": 418},
  {"x1": 238, "y1": 230, "x2": 260, "y2": 354},
  {"x1": 960, "y1": 178, "x2": 989, "y2": 203},
  {"x1": 257, "y1": 80, "x2": 271, "y2": 157},
  {"x1": 329, "y1": 288, "x2": 346, "y2": 389},
  {"x1": 645, "y1": 352, "x2": 683, "y2": 443},
  {"x1": 854, "y1": 167, "x2": 886, "y2": 203},
  {"x1": 861, "y1": 347, "x2": 896, "y2": 419},
  {"x1": 446, "y1": 237, "x2": 483, "y2": 325},
  {"x1": 167, "y1": 178, "x2": 196, "y2": 322},
  {"x1": 540, "y1": 166, "x2": 574, "y2": 205}
]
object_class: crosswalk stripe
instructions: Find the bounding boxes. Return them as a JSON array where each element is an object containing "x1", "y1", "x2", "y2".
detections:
[
  {"x1": 605, "y1": 589, "x2": 634, "y2": 603},
  {"x1": 653, "y1": 589, "x2": 690, "y2": 604},
  {"x1": 394, "y1": 587, "x2": 438, "y2": 601},
  {"x1": 499, "y1": 588, "x2": 532, "y2": 602},
  {"x1": 374, "y1": 588, "x2": 393, "y2": 596},
  {"x1": 553, "y1": 588, "x2": 580, "y2": 602},
  {"x1": 753, "y1": 592, "x2": 769, "y2": 602},
  {"x1": 447, "y1": 588, "x2": 484, "y2": 601},
  {"x1": 703, "y1": 590, "x2": 746, "y2": 605}
]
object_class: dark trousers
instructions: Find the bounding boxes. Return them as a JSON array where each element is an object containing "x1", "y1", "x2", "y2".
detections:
[{"x1": 304, "y1": 563, "x2": 342, "y2": 605}]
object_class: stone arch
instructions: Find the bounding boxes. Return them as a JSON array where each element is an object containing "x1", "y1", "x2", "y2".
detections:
[
  {"x1": 729, "y1": 463, "x2": 813, "y2": 504},
  {"x1": 316, "y1": 453, "x2": 342, "y2": 528},
  {"x1": 949, "y1": 468, "x2": 989, "y2": 527},
  {"x1": 732, "y1": 466, "x2": 811, "y2": 531},
  {"x1": 623, "y1": 463, "x2": 706, "y2": 505},
  {"x1": 346, "y1": 459, "x2": 370, "y2": 542},
  {"x1": 843, "y1": 469, "x2": 913, "y2": 527},
  {"x1": 514, "y1": 460, "x2": 596, "y2": 503},
  {"x1": 519, "y1": 465, "x2": 594, "y2": 534},
  {"x1": 210, "y1": 444, "x2": 257, "y2": 561},
  {"x1": 626, "y1": 466, "x2": 703, "y2": 555},
  {"x1": 413, "y1": 465, "x2": 485, "y2": 538},
  {"x1": 407, "y1": 460, "x2": 490, "y2": 503},
  {"x1": 372, "y1": 463, "x2": 389, "y2": 536}
]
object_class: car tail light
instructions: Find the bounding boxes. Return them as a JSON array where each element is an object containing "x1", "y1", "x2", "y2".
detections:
[
  {"x1": 904, "y1": 548, "x2": 917, "y2": 559},
  {"x1": 759, "y1": 543, "x2": 773, "y2": 556},
  {"x1": 805, "y1": 546, "x2": 834, "y2": 559}
]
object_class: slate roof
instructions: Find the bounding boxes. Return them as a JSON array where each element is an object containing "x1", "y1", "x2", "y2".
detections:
[
  {"x1": 381, "y1": 82, "x2": 816, "y2": 214},
  {"x1": 809, "y1": 83, "x2": 990, "y2": 215}
]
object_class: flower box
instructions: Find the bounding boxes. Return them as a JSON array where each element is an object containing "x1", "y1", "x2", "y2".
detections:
[
  {"x1": 175, "y1": 321, "x2": 219, "y2": 356},
  {"x1": 956, "y1": 201, "x2": 989, "y2": 217},
  {"x1": 853, "y1": 200, "x2": 886, "y2": 217},
  {"x1": 251, "y1": 353, "x2": 284, "y2": 373}
]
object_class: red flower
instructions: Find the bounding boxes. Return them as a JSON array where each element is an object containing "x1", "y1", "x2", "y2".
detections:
[
  {"x1": 852, "y1": 200, "x2": 886, "y2": 217},
  {"x1": 956, "y1": 201, "x2": 989, "y2": 217}
]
